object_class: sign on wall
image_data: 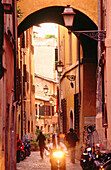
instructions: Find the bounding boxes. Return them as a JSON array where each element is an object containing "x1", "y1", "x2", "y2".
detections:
[{"x1": 84, "y1": 116, "x2": 96, "y2": 125}]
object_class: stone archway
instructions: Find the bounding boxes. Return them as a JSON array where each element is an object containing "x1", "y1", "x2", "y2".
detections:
[
  {"x1": 17, "y1": 0, "x2": 98, "y2": 27},
  {"x1": 18, "y1": 5, "x2": 97, "y2": 37},
  {"x1": 18, "y1": 5, "x2": 98, "y2": 61},
  {"x1": 17, "y1": 1, "x2": 98, "y2": 144}
]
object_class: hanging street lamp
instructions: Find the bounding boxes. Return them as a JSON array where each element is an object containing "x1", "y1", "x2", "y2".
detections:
[
  {"x1": 62, "y1": 5, "x2": 76, "y2": 65},
  {"x1": 49, "y1": 97, "x2": 53, "y2": 104},
  {"x1": 56, "y1": 60, "x2": 64, "y2": 133},
  {"x1": 62, "y1": 5, "x2": 76, "y2": 29},
  {"x1": 43, "y1": 85, "x2": 48, "y2": 95},
  {"x1": 56, "y1": 60, "x2": 64, "y2": 75}
]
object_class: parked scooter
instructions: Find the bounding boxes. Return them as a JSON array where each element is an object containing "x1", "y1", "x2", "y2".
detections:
[
  {"x1": 22, "y1": 135, "x2": 31, "y2": 157},
  {"x1": 17, "y1": 147, "x2": 21, "y2": 163},
  {"x1": 20, "y1": 144, "x2": 26, "y2": 161},
  {"x1": 93, "y1": 149, "x2": 111, "y2": 169},
  {"x1": 99, "y1": 159, "x2": 111, "y2": 170},
  {"x1": 80, "y1": 147, "x2": 95, "y2": 170},
  {"x1": 81, "y1": 143, "x2": 111, "y2": 170},
  {"x1": 17, "y1": 134, "x2": 22, "y2": 163},
  {"x1": 23, "y1": 139, "x2": 31, "y2": 157}
]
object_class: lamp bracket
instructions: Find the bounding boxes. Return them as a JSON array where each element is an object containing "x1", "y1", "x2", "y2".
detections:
[
  {"x1": 48, "y1": 94, "x2": 57, "y2": 98},
  {"x1": 73, "y1": 30, "x2": 106, "y2": 41},
  {"x1": 64, "y1": 75, "x2": 76, "y2": 81}
]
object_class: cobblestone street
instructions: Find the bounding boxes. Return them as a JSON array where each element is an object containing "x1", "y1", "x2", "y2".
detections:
[{"x1": 16, "y1": 151, "x2": 82, "y2": 170}]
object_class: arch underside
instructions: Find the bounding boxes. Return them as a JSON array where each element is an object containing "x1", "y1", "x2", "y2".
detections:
[{"x1": 18, "y1": 6, "x2": 98, "y2": 61}]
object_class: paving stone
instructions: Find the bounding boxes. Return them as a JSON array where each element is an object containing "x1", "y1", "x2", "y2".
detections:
[{"x1": 16, "y1": 151, "x2": 82, "y2": 170}]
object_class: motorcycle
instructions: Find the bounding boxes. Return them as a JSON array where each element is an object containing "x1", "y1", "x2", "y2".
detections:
[
  {"x1": 20, "y1": 144, "x2": 26, "y2": 161},
  {"x1": 93, "y1": 151, "x2": 111, "y2": 169},
  {"x1": 23, "y1": 142, "x2": 31, "y2": 157},
  {"x1": 22, "y1": 135, "x2": 31, "y2": 157},
  {"x1": 49, "y1": 133, "x2": 66, "y2": 170},
  {"x1": 99, "y1": 159, "x2": 111, "y2": 170},
  {"x1": 23, "y1": 139, "x2": 31, "y2": 157},
  {"x1": 90, "y1": 143, "x2": 111, "y2": 170},
  {"x1": 17, "y1": 147, "x2": 20, "y2": 163},
  {"x1": 80, "y1": 147, "x2": 95, "y2": 170},
  {"x1": 50, "y1": 148, "x2": 66, "y2": 170},
  {"x1": 80, "y1": 124, "x2": 97, "y2": 169}
]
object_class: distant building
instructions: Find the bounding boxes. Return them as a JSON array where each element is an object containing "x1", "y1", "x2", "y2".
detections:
[
  {"x1": 34, "y1": 35, "x2": 58, "y2": 134},
  {"x1": 35, "y1": 74, "x2": 58, "y2": 134},
  {"x1": 34, "y1": 37, "x2": 57, "y2": 80}
]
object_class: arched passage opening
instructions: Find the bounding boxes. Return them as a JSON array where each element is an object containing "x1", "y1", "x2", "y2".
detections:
[
  {"x1": 17, "y1": 5, "x2": 98, "y2": 157},
  {"x1": 18, "y1": 6, "x2": 98, "y2": 61}
]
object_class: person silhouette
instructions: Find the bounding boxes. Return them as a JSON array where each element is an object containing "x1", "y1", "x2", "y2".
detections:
[
  {"x1": 66, "y1": 128, "x2": 78, "y2": 163},
  {"x1": 36, "y1": 131, "x2": 46, "y2": 159}
]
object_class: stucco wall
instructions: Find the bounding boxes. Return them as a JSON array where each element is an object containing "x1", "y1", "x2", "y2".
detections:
[
  {"x1": 17, "y1": 0, "x2": 98, "y2": 26},
  {"x1": 83, "y1": 62, "x2": 97, "y2": 125}
]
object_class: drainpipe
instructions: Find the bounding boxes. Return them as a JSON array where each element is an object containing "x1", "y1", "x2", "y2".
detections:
[
  {"x1": 0, "y1": 1, "x2": 6, "y2": 79},
  {"x1": 12, "y1": 0, "x2": 17, "y2": 101},
  {"x1": 57, "y1": 25, "x2": 61, "y2": 133},
  {"x1": 78, "y1": 41, "x2": 81, "y2": 140},
  {"x1": 97, "y1": 0, "x2": 102, "y2": 114},
  {"x1": 100, "y1": 1, "x2": 107, "y2": 131},
  {"x1": 104, "y1": 0, "x2": 111, "y2": 142},
  {"x1": 68, "y1": 29, "x2": 72, "y2": 65},
  {"x1": 13, "y1": 0, "x2": 18, "y2": 169},
  {"x1": 20, "y1": 46, "x2": 23, "y2": 138},
  {"x1": 100, "y1": 0, "x2": 104, "y2": 113},
  {"x1": 78, "y1": 42, "x2": 81, "y2": 106}
]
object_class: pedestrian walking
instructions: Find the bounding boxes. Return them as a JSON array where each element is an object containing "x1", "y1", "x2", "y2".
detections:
[
  {"x1": 36, "y1": 131, "x2": 46, "y2": 159},
  {"x1": 66, "y1": 128, "x2": 78, "y2": 163},
  {"x1": 52, "y1": 133, "x2": 56, "y2": 148}
]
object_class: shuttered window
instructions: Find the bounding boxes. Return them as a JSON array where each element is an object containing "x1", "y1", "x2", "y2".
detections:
[{"x1": 61, "y1": 98, "x2": 67, "y2": 134}]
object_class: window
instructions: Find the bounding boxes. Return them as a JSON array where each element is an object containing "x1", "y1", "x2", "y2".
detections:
[
  {"x1": 39, "y1": 105, "x2": 45, "y2": 116},
  {"x1": 31, "y1": 121, "x2": 33, "y2": 132},
  {"x1": 46, "y1": 105, "x2": 50, "y2": 116},
  {"x1": 55, "y1": 48, "x2": 58, "y2": 70},
  {"x1": 52, "y1": 106, "x2": 54, "y2": 116},
  {"x1": 35, "y1": 104, "x2": 38, "y2": 116},
  {"x1": 28, "y1": 121, "x2": 30, "y2": 133}
]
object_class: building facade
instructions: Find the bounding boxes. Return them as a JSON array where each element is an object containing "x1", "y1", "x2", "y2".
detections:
[
  {"x1": 34, "y1": 35, "x2": 58, "y2": 135},
  {"x1": 17, "y1": 2, "x2": 98, "y2": 154},
  {"x1": 17, "y1": 27, "x2": 35, "y2": 140},
  {"x1": 1, "y1": 0, "x2": 111, "y2": 169},
  {"x1": 58, "y1": 25, "x2": 97, "y2": 158},
  {"x1": 96, "y1": 0, "x2": 111, "y2": 148},
  {"x1": 35, "y1": 75, "x2": 58, "y2": 134},
  {"x1": 0, "y1": 0, "x2": 18, "y2": 169}
]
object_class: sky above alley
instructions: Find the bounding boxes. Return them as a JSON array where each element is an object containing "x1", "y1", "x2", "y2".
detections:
[{"x1": 33, "y1": 23, "x2": 58, "y2": 38}]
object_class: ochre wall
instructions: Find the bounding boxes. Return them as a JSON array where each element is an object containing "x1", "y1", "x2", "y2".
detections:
[
  {"x1": 83, "y1": 62, "x2": 97, "y2": 124},
  {"x1": 17, "y1": 0, "x2": 98, "y2": 26}
]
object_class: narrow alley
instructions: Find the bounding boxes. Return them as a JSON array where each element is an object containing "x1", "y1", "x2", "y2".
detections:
[
  {"x1": 16, "y1": 151, "x2": 82, "y2": 170},
  {"x1": 1, "y1": 0, "x2": 111, "y2": 169}
]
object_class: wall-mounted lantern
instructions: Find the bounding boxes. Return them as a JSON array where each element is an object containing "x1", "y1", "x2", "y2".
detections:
[{"x1": 62, "y1": 5, "x2": 76, "y2": 29}]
